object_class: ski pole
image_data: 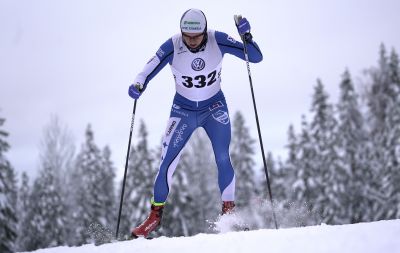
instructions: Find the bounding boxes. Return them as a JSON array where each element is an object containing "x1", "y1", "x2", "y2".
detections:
[
  {"x1": 234, "y1": 15, "x2": 279, "y2": 229},
  {"x1": 116, "y1": 99, "x2": 138, "y2": 238}
]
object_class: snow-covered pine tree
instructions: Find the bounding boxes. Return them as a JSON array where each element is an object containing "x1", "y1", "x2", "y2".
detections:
[
  {"x1": 71, "y1": 125, "x2": 115, "y2": 244},
  {"x1": 308, "y1": 79, "x2": 342, "y2": 224},
  {"x1": 16, "y1": 172, "x2": 31, "y2": 251},
  {"x1": 280, "y1": 124, "x2": 300, "y2": 204},
  {"x1": 292, "y1": 115, "x2": 320, "y2": 225},
  {"x1": 0, "y1": 116, "x2": 18, "y2": 253},
  {"x1": 336, "y1": 69, "x2": 368, "y2": 224},
  {"x1": 230, "y1": 111, "x2": 257, "y2": 208},
  {"x1": 118, "y1": 120, "x2": 156, "y2": 236},
  {"x1": 27, "y1": 164, "x2": 67, "y2": 250},
  {"x1": 366, "y1": 45, "x2": 392, "y2": 129},
  {"x1": 266, "y1": 152, "x2": 286, "y2": 206},
  {"x1": 37, "y1": 117, "x2": 75, "y2": 245},
  {"x1": 268, "y1": 152, "x2": 289, "y2": 205},
  {"x1": 363, "y1": 45, "x2": 390, "y2": 221},
  {"x1": 268, "y1": 150, "x2": 314, "y2": 228},
  {"x1": 364, "y1": 45, "x2": 400, "y2": 220},
  {"x1": 273, "y1": 124, "x2": 315, "y2": 228},
  {"x1": 116, "y1": 144, "x2": 138, "y2": 236},
  {"x1": 386, "y1": 48, "x2": 400, "y2": 219},
  {"x1": 22, "y1": 117, "x2": 76, "y2": 250},
  {"x1": 39, "y1": 116, "x2": 75, "y2": 189},
  {"x1": 101, "y1": 146, "x2": 116, "y2": 228}
]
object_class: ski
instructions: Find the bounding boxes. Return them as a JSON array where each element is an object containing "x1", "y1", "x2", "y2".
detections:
[
  {"x1": 88, "y1": 222, "x2": 156, "y2": 246},
  {"x1": 88, "y1": 222, "x2": 137, "y2": 246},
  {"x1": 93, "y1": 234, "x2": 158, "y2": 246},
  {"x1": 94, "y1": 235, "x2": 136, "y2": 246}
]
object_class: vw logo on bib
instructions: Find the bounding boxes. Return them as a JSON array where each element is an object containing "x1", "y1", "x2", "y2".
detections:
[{"x1": 191, "y1": 58, "x2": 205, "y2": 71}]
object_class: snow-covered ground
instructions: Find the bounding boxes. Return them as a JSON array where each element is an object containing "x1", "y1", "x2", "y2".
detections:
[{"x1": 22, "y1": 219, "x2": 400, "y2": 253}]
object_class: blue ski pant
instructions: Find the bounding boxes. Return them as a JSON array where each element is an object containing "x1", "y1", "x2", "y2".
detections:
[{"x1": 153, "y1": 90, "x2": 235, "y2": 204}]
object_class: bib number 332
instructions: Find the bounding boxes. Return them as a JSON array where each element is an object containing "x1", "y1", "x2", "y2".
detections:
[{"x1": 181, "y1": 70, "x2": 220, "y2": 88}]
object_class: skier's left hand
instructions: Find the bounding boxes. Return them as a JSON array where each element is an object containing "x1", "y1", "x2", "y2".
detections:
[{"x1": 236, "y1": 17, "x2": 251, "y2": 36}]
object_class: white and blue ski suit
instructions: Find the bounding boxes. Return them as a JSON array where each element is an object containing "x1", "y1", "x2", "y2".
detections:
[{"x1": 133, "y1": 29, "x2": 263, "y2": 204}]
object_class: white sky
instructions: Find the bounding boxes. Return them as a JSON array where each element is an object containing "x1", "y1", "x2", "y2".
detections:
[{"x1": 1, "y1": 0, "x2": 400, "y2": 179}]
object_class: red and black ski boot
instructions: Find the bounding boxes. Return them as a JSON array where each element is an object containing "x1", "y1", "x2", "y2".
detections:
[
  {"x1": 131, "y1": 204, "x2": 164, "y2": 238},
  {"x1": 222, "y1": 201, "x2": 235, "y2": 215},
  {"x1": 221, "y1": 201, "x2": 249, "y2": 231}
]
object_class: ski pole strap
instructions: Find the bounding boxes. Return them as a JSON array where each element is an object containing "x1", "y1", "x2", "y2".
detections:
[{"x1": 151, "y1": 197, "x2": 165, "y2": 207}]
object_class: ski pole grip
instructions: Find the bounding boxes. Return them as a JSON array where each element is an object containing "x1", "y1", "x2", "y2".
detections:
[{"x1": 234, "y1": 14, "x2": 242, "y2": 26}]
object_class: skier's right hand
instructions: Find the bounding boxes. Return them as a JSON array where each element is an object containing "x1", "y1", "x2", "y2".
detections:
[
  {"x1": 236, "y1": 17, "x2": 251, "y2": 36},
  {"x1": 128, "y1": 83, "x2": 143, "y2": 99},
  {"x1": 234, "y1": 15, "x2": 253, "y2": 42}
]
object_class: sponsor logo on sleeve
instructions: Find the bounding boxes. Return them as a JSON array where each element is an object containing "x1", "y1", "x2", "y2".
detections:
[
  {"x1": 156, "y1": 48, "x2": 165, "y2": 58},
  {"x1": 227, "y1": 35, "x2": 236, "y2": 43}
]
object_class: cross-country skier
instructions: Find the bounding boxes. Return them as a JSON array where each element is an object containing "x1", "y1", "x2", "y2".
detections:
[{"x1": 128, "y1": 8, "x2": 263, "y2": 238}]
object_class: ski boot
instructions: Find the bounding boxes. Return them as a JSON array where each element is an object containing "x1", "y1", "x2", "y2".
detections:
[
  {"x1": 131, "y1": 204, "x2": 164, "y2": 238},
  {"x1": 221, "y1": 201, "x2": 249, "y2": 231},
  {"x1": 222, "y1": 201, "x2": 235, "y2": 215}
]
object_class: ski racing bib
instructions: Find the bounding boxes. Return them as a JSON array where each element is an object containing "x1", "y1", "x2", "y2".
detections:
[{"x1": 170, "y1": 30, "x2": 223, "y2": 101}]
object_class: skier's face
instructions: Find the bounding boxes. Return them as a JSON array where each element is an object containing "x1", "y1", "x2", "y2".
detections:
[{"x1": 182, "y1": 32, "x2": 204, "y2": 49}]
